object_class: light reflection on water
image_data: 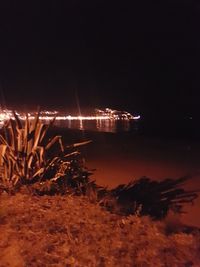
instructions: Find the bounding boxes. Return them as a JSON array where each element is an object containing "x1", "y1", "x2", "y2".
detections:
[
  {"x1": 53, "y1": 119, "x2": 138, "y2": 133},
  {"x1": 0, "y1": 119, "x2": 138, "y2": 133}
]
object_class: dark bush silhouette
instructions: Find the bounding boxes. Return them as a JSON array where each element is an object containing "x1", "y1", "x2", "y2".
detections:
[{"x1": 100, "y1": 176, "x2": 199, "y2": 219}]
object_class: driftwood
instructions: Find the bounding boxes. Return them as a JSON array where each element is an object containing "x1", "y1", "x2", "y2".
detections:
[{"x1": 100, "y1": 176, "x2": 199, "y2": 219}]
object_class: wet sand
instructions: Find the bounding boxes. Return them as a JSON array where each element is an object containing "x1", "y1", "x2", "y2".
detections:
[
  {"x1": 56, "y1": 128, "x2": 200, "y2": 227},
  {"x1": 78, "y1": 131, "x2": 200, "y2": 228}
]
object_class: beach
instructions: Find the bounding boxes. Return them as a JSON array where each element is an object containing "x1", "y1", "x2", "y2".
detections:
[
  {"x1": 1, "y1": 126, "x2": 200, "y2": 266},
  {"x1": 69, "y1": 130, "x2": 200, "y2": 228},
  {"x1": 5, "y1": 123, "x2": 200, "y2": 227}
]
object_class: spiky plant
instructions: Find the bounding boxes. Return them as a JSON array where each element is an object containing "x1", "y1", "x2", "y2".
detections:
[{"x1": 0, "y1": 111, "x2": 91, "y2": 194}]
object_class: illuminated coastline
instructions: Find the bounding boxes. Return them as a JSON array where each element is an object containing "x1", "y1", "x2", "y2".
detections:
[{"x1": 0, "y1": 108, "x2": 140, "y2": 124}]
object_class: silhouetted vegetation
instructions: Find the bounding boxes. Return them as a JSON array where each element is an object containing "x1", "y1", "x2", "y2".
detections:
[{"x1": 101, "y1": 176, "x2": 199, "y2": 219}]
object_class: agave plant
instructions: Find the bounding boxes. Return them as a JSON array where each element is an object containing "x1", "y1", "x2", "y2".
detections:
[{"x1": 0, "y1": 111, "x2": 91, "y2": 194}]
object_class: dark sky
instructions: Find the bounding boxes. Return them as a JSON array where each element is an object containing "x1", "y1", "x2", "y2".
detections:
[{"x1": 0, "y1": 0, "x2": 200, "y2": 117}]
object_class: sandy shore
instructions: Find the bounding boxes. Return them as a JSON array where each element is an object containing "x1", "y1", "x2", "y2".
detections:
[
  {"x1": 77, "y1": 131, "x2": 200, "y2": 228},
  {"x1": 1, "y1": 128, "x2": 200, "y2": 266},
  {"x1": 51, "y1": 128, "x2": 200, "y2": 227}
]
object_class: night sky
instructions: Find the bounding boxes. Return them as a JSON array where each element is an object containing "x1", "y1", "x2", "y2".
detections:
[{"x1": 0, "y1": 1, "x2": 200, "y2": 118}]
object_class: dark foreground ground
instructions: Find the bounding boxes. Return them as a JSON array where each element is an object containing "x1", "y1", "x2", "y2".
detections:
[{"x1": 0, "y1": 193, "x2": 200, "y2": 267}]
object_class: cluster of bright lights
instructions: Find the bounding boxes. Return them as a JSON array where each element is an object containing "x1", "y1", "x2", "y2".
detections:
[
  {"x1": 0, "y1": 108, "x2": 140, "y2": 123},
  {"x1": 0, "y1": 109, "x2": 14, "y2": 122},
  {"x1": 40, "y1": 110, "x2": 58, "y2": 115},
  {"x1": 95, "y1": 108, "x2": 140, "y2": 120}
]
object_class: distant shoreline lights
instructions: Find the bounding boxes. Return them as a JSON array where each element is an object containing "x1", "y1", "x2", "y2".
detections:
[{"x1": 0, "y1": 108, "x2": 140, "y2": 123}]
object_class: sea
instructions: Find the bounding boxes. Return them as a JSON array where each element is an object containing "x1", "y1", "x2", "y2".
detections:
[{"x1": 52, "y1": 115, "x2": 200, "y2": 141}]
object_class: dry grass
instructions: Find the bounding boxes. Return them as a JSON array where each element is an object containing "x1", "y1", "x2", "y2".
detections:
[{"x1": 0, "y1": 193, "x2": 200, "y2": 267}]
